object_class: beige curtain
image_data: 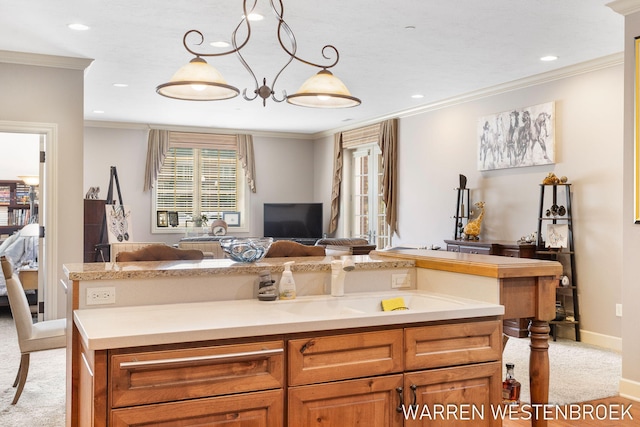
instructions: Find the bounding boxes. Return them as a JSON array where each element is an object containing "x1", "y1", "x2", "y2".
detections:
[
  {"x1": 328, "y1": 133, "x2": 343, "y2": 234},
  {"x1": 237, "y1": 134, "x2": 257, "y2": 193},
  {"x1": 378, "y1": 118, "x2": 398, "y2": 236},
  {"x1": 143, "y1": 129, "x2": 170, "y2": 191}
]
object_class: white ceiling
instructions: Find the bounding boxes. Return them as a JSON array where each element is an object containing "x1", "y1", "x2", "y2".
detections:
[{"x1": 0, "y1": 1, "x2": 624, "y2": 135}]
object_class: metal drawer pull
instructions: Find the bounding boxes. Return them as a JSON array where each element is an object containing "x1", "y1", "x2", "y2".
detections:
[{"x1": 119, "y1": 348, "x2": 283, "y2": 370}]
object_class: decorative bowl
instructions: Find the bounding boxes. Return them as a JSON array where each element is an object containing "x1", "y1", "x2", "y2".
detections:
[{"x1": 219, "y1": 237, "x2": 273, "y2": 263}]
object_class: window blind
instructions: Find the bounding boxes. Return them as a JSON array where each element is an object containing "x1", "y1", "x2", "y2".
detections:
[
  {"x1": 156, "y1": 132, "x2": 239, "y2": 223},
  {"x1": 341, "y1": 123, "x2": 381, "y2": 149}
]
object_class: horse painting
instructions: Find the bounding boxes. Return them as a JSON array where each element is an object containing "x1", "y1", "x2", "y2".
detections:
[{"x1": 477, "y1": 102, "x2": 554, "y2": 170}]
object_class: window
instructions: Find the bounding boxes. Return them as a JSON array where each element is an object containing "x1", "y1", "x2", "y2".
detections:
[
  {"x1": 152, "y1": 132, "x2": 248, "y2": 232},
  {"x1": 350, "y1": 145, "x2": 390, "y2": 248}
]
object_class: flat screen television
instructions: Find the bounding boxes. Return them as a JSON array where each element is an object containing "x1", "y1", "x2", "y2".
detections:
[{"x1": 263, "y1": 203, "x2": 323, "y2": 239}]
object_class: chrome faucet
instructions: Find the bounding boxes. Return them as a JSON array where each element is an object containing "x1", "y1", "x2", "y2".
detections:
[{"x1": 330, "y1": 258, "x2": 355, "y2": 297}]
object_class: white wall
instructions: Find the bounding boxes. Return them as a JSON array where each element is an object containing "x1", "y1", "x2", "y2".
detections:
[
  {"x1": 0, "y1": 55, "x2": 89, "y2": 319},
  {"x1": 314, "y1": 63, "x2": 624, "y2": 347},
  {"x1": 618, "y1": 2, "x2": 640, "y2": 403},
  {"x1": 83, "y1": 125, "x2": 319, "y2": 245}
]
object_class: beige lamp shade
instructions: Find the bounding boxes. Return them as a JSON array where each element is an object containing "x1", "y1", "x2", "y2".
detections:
[
  {"x1": 287, "y1": 69, "x2": 361, "y2": 108},
  {"x1": 156, "y1": 57, "x2": 240, "y2": 101}
]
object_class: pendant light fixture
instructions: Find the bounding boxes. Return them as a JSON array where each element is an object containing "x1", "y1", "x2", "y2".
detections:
[{"x1": 156, "y1": 0, "x2": 361, "y2": 108}]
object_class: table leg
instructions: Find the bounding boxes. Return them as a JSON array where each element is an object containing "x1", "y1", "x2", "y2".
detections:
[{"x1": 529, "y1": 320, "x2": 550, "y2": 427}]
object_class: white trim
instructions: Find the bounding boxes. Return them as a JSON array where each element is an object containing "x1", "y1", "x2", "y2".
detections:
[
  {"x1": 619, "y1": 378, "x2": 640, "y2": 402},
  {"x1": 0, "y1": 120, "x2": 58, "y2": 321},
  {"x1": 313, "y1": 53, "x2": 624, "y2": 139},
  {"x1": 579, "y1": 329, "x2": 623, "y2": 352},
  {"x1": 607, "y1": 0, "x2": 640, "y2": 16},
  {"x1": 83, "y1": 120, "x2": 316, "y2": 140},
  {"x1": 0, "y1": 49, "x2": 93, "y2": 71}
]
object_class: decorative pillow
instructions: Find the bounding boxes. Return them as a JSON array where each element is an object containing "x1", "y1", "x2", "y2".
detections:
[
  {"x1": 1, "y1": 255, "x2": 13, "y2": 279},
  {"x1": 265, "y1": 241, "x2": 326, "y2": 258},
  {"x1": 116, "y1": 245, "x2": 204, "y2": 262}
]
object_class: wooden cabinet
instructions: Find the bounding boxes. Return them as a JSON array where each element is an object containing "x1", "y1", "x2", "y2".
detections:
[
  {"x1": 80, "y1": 319, "x2": 502, "y2": 426},
  {"x1": 82, "y1": 340, "x2": 285, "y2": 426},
  {"x1": 287, "y1": 319, "x2": 502, "y2": 427},
  {"x1": 84, "y1": 199, "x2": 106, "y2": 262}
]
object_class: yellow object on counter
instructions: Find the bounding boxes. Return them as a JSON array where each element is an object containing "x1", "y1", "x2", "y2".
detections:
[{"x1": 381, "y1": 297, "x2": 408, "y2": 311}]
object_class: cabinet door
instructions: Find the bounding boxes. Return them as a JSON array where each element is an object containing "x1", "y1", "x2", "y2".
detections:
[
  {"x1": 403, "y1": 362, "x2": 501, "y2": 427},
  {"x1": 111, "y1": 389, "x2": 282, "y2": 427},
  {"x1": 288, "y1": 375, "x2": 403, "y2": 427},
  {"x1": 288, "y1": 329, "x2": 403, "y2": 386}
]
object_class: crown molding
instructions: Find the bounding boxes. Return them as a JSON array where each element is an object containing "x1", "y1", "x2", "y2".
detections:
[
  {"x1": 607, "y1": 0, "x2": 640, "y2": 16},
  {"x1": 312, "y1": 52, "x2": 624, "y2": 139},
  {"x1": 83, "y1": 120, "x2": 315, "y2": 140},
  {"x1": 0, "y1": 50, "x2": 93, "y2": 70}
]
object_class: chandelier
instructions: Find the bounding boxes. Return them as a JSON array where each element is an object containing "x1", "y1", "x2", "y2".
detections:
[{"x1": 156, "y1": 0, "x2": 361, "y2": 108}]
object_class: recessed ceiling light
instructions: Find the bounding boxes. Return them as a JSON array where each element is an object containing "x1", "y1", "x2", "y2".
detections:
[
  {"x1": 210, "y1": 41, "x2": 230, "y2": 48},
  {"x1": 405, "y1": 25, "x2": 416, "y2": 30},
  {"x1": 411, "y1": 94, "x2": 424, "y2": 99},
  {"x1": 92, "y1": 110, "x2": 104, "y2": 114},
  {"x1": 68, "y1": 23, "x2": 90, "y2": 31},
  {"x1": 113, "y1": 83, "x2": 128, "y2": 88},
  {"x1": 540, "y1": 55, "x2": 558, "y2": 62}
]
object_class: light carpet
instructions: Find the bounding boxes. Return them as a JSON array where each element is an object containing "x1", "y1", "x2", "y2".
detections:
[
  {"x1": 502, "y1": 335, "x2": 622, "y2": 405},
  {"x1": 0, "y1": 309, "x2": 623, "y2": 426},
  {"x1": 0, "y1": 309, "x2": 65, "y2": 427}
]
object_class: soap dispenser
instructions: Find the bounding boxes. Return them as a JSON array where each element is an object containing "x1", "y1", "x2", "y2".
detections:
[{"x1": 279, "y1": 261, "x2": 297, "y2": 300}]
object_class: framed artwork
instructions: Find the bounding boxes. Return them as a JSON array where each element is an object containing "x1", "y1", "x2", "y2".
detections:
[
  {"x1": 157, "y1": 210, "x2": 169, "y2": 227},
  {"x1": 635, "y1": 37, "x2": 640, "y2": 222},
  {"x1": 168, "y1": 211, "x2": 179, "y2": 227},
  {"x1": 223, "y1": 211, "x2": 241, "y2": 227},
  {"x1": 105, "y1": 204, "x2": 133, "y2": 243},
  {"x1": 477, "y1": 101, "x2": 555, "y2": 171},
  {"x1": 545, "y1": 224, "x2": 568, "y2": 249}
]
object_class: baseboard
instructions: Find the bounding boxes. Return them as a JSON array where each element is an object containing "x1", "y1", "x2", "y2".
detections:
[
  {"x1": 566, "y1": 329, "x2": 623, "y2": 352},
  {"x1": 619, "y1": 378, "x2": 640, "y2": 402}
]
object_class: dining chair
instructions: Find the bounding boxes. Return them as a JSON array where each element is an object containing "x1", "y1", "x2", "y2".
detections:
[{"x1": 1, "y1": 256, "x2": 66, "y2": 404}]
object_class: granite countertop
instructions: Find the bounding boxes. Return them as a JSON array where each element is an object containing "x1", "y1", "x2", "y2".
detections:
[
  {"x1": 73, "y1": 289, "x2": 504, "y2": 350},
  {"x1": 63, "y1": 254, "x2": 415, "y2": 281}
]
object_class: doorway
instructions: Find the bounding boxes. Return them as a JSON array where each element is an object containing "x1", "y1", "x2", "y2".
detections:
[{"x1": 0, "y1": 123, "x2": 55, "y2": 321}]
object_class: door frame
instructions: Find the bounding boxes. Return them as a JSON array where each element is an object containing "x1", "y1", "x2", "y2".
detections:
[{"x1": 0, "y1": 120, "x2": 58, "y2": 320}]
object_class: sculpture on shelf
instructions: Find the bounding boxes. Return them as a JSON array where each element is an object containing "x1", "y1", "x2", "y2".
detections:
[
  {"x1": 463, "y1": 201, "x2": 485, "y2": 240},
  {"x1": 542, "y1": 173, "x2": 560, "y2": 185}
]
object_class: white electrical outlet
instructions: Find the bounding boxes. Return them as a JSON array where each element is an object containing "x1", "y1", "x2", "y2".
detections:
[
  {"x1": 616, "y1": 304, "x2": 622, "y2": 317},
  {"x1": 86, "y1": 287, "x2": 116, "y2": 305},
  {"x1": 391, "y1": 273, "x2": 411, "y2": 289}
]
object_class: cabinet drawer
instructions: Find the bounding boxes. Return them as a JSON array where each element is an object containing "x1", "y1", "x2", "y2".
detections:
[
  {"x1": 110, "y1": 340, "x2": 284, "y2": 408},
  {"x1": 458, "y1": 245, "x2": 491, "y2": 255},
  {"x1": 288, "y1": 329, "x2": 403, "y2": 386},
  {"x1": 111, "y1": 389, "x2": 283, "y2": 427},
  {"x1": 405, "y1": 320, "x2": 501, "y2": 370}
]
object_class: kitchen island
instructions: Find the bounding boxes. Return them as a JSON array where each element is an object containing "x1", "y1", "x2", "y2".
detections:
[{"x1": 64, "y1": 249, "x2": 561, "y2": 427}]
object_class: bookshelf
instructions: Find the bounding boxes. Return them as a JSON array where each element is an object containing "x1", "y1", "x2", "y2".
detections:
[{"x1": 0, "y1": 180, "x2": 33, "y2": 237}]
